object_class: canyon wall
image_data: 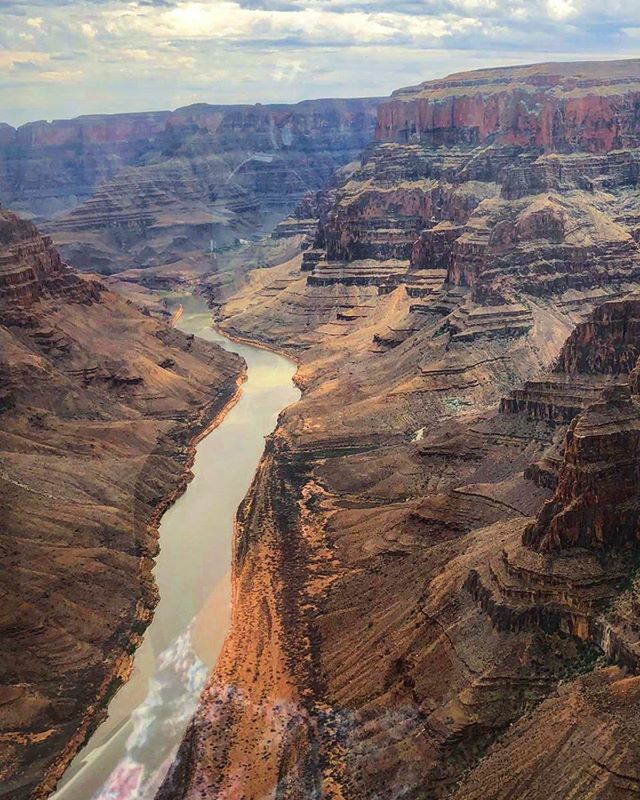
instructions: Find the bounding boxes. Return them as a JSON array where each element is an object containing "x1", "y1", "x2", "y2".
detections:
[
  {"x1": 524, "y1": 298, "x2": 640, "y2": 551},
  {"x1": 0, "y1": 112, "x2": 170, "y2": 219},
  {"x1": 0, "y1": 99, "x2": 380, "y2": 276},
  {"x1": 377, "y1": 59, "x2": 640, "y2": 153},
  {"x1": 159, "y1": 59, "x2": 640, "y2": 800},
  {"x1": 310, "y1": 60, "x2": 640, "y2": 308},
  {"x1": 0, "y1": 207, "x2": 244, "y2": 800}
]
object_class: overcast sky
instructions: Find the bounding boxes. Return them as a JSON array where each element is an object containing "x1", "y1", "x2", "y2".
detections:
[{"x1": 0, "y1": 0, "x2": 638, "y2": 127}]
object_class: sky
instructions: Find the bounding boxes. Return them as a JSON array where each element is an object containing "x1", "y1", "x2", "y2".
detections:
[{"x1": 0, "y1": 0, "x2": 639, "y2": 127}]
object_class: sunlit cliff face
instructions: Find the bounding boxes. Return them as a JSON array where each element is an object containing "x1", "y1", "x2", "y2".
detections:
[{"x1": 0, "y1": 0, "x2": 639, "y2": 126}]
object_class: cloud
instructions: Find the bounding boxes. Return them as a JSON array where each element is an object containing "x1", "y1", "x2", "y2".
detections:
[
  {"x1": 0, "y1": 0, "x2": 638, "y2": 126},
  {"x1": 97, "y1": 1, "x2": 525, "y2": 50},
  {"x1": 546, "y1": 0, "x2": 577, "y2": 20},
  {"x1": 11, "y1": 59, "x2": 42, "y2": 72},
  {"x1": 39, "y1": 68, "x2": 83, "y2": 81},
  {"x1": 271, "y1": 57, "x2": 305, "y2": 82},
  {"x1": 0, "y1": 49, "x2": 49, "y2": 70},
  {"x1": 81, "y1": 22, "x2": 97, "y2": 38}
]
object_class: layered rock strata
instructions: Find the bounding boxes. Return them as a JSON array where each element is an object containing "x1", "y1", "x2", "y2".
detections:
[
  {"x1": 450, "y1": 297, "x2": 640, "y2": 800},
  {"x1": 378, "y1": 59, "x2": 640, "y2": 152},
  {"x1": 0, "y1": 207, "x2": 244, "y2": 800},
  {"x1": 157, "y1": 59, "x2": 640, "y2": 800},
  {"x1": 284, "y1": 60, "x2": 640, "y2": 320},
  {"x1": 499, "y1": 295, "x2": 640, "y2": 550},
  {"x1": 0, "y1": 99, "x2": 379, "y2": 278},
  {"x1": 0, "y1": 112, "x2": 170, "y2": 219}
]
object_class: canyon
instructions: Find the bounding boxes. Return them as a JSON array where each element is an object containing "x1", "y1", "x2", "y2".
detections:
[
  {"x1": 4, "y1": 57, "x2": 640, "y2": 800},
  {"x1": 0, "y1": 98, "x2": 379, "y2": 281},
  {"x1": 0, "y1": 209, "x2": 244, "y2": 799}
]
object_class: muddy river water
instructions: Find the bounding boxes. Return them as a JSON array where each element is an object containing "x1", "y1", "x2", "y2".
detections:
[{"x1": 52, "y1": 294, "x2": 299, "y2": 800}]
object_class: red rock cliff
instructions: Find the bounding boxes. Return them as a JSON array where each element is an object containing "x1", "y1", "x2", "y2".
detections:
[{"x1": 377, "y1": 59, "x2": 640, "y2": 153}]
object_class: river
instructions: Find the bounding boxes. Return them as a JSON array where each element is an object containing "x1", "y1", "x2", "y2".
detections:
[{"x1": 52, "y1": 293, "x2": 300, "y2": 800}]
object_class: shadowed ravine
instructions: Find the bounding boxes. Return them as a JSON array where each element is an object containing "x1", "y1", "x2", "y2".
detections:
[{"x1": 50, "y1": 294, "x2": 300, "y2": 800}]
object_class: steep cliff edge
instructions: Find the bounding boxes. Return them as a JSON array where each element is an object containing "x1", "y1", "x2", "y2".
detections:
[
  {"x1": 377, "y1": 59, "x2": 640, "y2": 152},
  {"x1": 525, "y1": 298, "x2": 640, "y2": 551},
  {"x1": 0, "y1": 207, "x2": 244, "y2": 799},
  {"x1": 158, "y1": 59, "x2": 640, "y2": 800}
]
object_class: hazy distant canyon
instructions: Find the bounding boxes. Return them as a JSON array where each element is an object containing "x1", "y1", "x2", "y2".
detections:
[
  {"x1": 0, "y1": 98, "x2": 379, "y2": 278},
  {"x1": 4, "y1": 59, "x2": 640, "y2": 800}
]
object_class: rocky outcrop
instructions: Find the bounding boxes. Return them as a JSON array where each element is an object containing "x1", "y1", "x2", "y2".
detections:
[
  {"x1": 521, "y1": 296, "x2": 640, "y2": 551},
  {"x1": 0, "y1": 207, "x2": 97, "y2": 307},
  {"x1": 499, "y1": 374, "x2": 611, "y2": 422},
  {"x1": 524, "y1": 384, "x2": 640, "y2": 550},
  {"x1": 555, "y1": 296, "x2": 640, "y2": 374},
  {"x1": 411, "y1": 222, "x2": 463, "y2": 271},
  {"x1": 498, "y1": 296, "x2": 640, "y2": 423},
  {"x1": 0, "y1": 208, "x2": 244, "y2": 800}
]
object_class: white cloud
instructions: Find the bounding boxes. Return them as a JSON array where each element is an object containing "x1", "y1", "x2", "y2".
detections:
[
  {"x1": 110, "y1": 1, "x2": 488, "y2": 47},
  {"x1": 120, "y1": 48, "x2": 155, "y2": 62},
  {"x1": 1, "y1": 50, "x2": 49, "y2": 71},
  {"x1": 81, "y1": 23, "x2": 97, "y2": 40},
  {"x1": 39, "y1": 69, "x2": 83, "y2": 83},
  {"x1": 272, "y1": 59, "x2": 305, "y2": 82},
  {"x1": 176, "y1": 55, "x2": 197, "y2": 69},
  {"x1": 1, "y1": 0, "x2": 638, "y2": 126},
  {"x1": 546, "y1": 0, "x2": 578, "y2": 21}
]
